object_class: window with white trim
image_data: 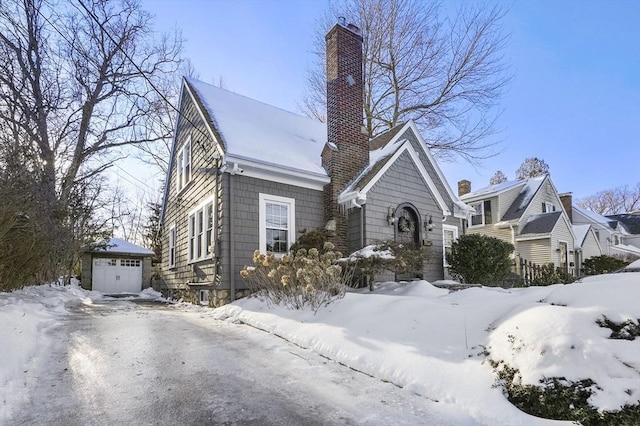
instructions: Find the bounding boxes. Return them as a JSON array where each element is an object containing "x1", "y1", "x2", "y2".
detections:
[
  {"x1": 470, "y1": 200, "x2": 492, "y2": 226},
  {"x1": 443, "y1": 225, "x2": 458, "y2": 267},
  {"x1": 176, "y1": 137, "x2": 192, "y2": 192},
  {"x1": 542, "y1": 202, "x2": 556, "y2": 213},
  {"x1": 188, "y1": 197, "x2": 215, "y2": 263},
  {"x1": 168, "y1": 225, "x2": 176, "y2": 268},
  {"x1": 259, "y1": 193, "x2": 295, "y2": 254}
]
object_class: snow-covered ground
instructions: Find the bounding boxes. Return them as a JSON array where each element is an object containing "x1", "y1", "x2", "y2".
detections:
[{"x1": 1, "y1": 275, "x2": 638, "y2": 425}]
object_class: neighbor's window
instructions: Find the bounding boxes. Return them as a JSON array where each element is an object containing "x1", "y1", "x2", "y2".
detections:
[
  {"x1": 259, "y1": 193, "x2": 295, "y2": 254},
  {"x1": 168, "y1": 225, "x2": 176, "y2": 268},
  {"x1": 176, "y1": 136, "x2": 192, "y2": 193},
  {"x1": 199, "y1": 289, "x2": 209, "y2": 305},
  {"x1": 188, "y1": 196, "x2": 215, "y2": 263},
  {"x1": 542, "y1": 202, "x2": 556, "y2": 213},
  {"x1": 443, "y1": 225, "x2": 458, "y2": 267},
  {"x1": 470, "y1": 200, "x2": 492, "y2": 226}
]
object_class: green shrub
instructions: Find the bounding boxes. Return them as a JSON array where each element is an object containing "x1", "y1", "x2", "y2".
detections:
[
  {"x1": 491, "y1": 361, "x2": 640, "y2": 425},
  {"x1": 340, "y1": 241, "x2": 432, "y2": 291},
  {"x1": 583, "y1": 255, "x2": 628, "y2": 275},
  {"x1": 446, "y1": 234, "x2": 514, "y2": 285},
  {"x1": 240, "y1": 242, "x2": 350, "y2": 313},
  {"x1": 530, "y1": 263, "x2": 576, "y2": 285}
]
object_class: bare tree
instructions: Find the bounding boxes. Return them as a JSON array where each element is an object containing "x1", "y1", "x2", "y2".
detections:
[
  {"x1": 489, "y1": 170, "x2": 508, "y2": 185},
  {"x1": 0, "y1": 0, "x2": 182, "y2": 282},
  {"x1": 577, "y1": 183, "x2": 640, "y2": 215},
  {"x1": 301, "y1": 0, "x2": 511, "y2": 163},
  {"x1": 515, "y1": 157, "x2": 549, "y2": 180}
]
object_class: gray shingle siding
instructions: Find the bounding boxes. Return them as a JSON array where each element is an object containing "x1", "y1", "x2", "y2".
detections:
[
  {"x1": 226, "y1": 174, "x2": 324, "y2": 290},
  {"x1": 364, "y1": 150, "x2": 446, "y2": 282}
]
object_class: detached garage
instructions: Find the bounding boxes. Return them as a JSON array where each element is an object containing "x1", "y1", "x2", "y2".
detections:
[{"x1": 81, "y1": 238, "x2": 155, "y2": 294}]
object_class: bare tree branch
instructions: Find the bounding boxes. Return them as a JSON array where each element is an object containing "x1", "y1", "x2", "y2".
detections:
[{"x1": 300, "y1": 0, "x2": 511, "y2": 164}]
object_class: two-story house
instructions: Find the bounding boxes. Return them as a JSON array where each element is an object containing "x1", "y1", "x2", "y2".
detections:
[
  {"x1": 159, "y1": 21, "x2": 472, "y2": 306},
  {"x1": 458, "y1": 175, "x2": 580, "y2": 276}
]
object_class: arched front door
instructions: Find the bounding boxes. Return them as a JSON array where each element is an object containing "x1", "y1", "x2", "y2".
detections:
[{"x1": 394, "y1": 204, "x2": 423, "y2": 281}]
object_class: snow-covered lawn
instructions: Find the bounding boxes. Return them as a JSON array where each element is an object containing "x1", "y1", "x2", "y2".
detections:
[{"x1": 1, "y1": 274, "x2": 638, "y2": 425}]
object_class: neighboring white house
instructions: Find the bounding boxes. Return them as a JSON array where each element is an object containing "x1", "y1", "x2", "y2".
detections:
[{"x1": 572, "y1": 206, "x2": 640, "y2": 259}]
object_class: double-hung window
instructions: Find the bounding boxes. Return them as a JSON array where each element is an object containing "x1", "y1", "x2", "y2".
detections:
[
  {"x1": 470, "y1": 200, "x2": 492, "y2": 226},
  {"x1": 188, "y1": 196, "x2": 215, "y2": 263},
  {"x1": 259, "y1": 193, "x2": 295, "y2": 255},
  {"x1": 168, "y1": 225, "x2": 176, "y2": 268},
  {"x1": 176, "y1": 137, "x2": 192, "y2": 193}
]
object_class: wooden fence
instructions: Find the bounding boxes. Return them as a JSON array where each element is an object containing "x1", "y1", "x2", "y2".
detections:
[{"x1": 517, "y1": 258, "x2": 544, "y2": 286}]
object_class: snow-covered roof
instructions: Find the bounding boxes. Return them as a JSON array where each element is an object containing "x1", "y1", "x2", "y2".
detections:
[
  {"x1": 186, "y1": 78, "x2": 328, "y2": 177},
  {"x1": 459, "y1": 179, "x2": 523, "y2": 201},
  {"x1": 610, "y1": 243, "x2": 640, "y2": 257},
  {"x1": 501, "y1": 176, "x2": 547, "y2": 221},
  {"x1": 573, "y1": 205, "x2": 613, "y2": 226},
  {"x1": 91, "y1": 238, "x2": 154, "y2": 256},
  {"x1": 572, "y1": 224, "x2": 591, "y2": 248}
]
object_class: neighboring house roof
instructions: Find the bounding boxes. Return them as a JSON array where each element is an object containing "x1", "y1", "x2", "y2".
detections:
[
  {"x1": 519, "y1": 211, "x2": 562, "y2": 236},
  {"x1": 185, "y1": 77, "x2": 328, "y2": 177},
  {"x1": 501, "y1": 176, "x2": 547, "y2": 221},
  {"x1": 90, "y1": 238, "x2": 155, "y2": 256},
  {"x1": 610, "y1": 243, "x2": 640, "y2": 257},
  {"x1": 573, "y1": 224, "x2": 591, "y2": 249},
  {"x1": 573, "y1": 205, "x2": 629, "y2": 233},
  {"x1": 459, "y1": 175, "x2": 548, "y2": 222},
  {"x1": 607, "y1": 213, "x2": 640, "y2": 234},
  {"x1": 459, "y1": 179, "x2": 523, "y2": 201}
]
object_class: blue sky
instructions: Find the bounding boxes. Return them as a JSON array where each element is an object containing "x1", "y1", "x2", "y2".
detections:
[{"x1": 142, "y1": 0, "x2": 640, "y2": 200}]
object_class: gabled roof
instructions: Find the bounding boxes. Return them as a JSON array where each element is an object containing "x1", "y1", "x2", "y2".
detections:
[
  {"x1": 607, "y1": 213, "x2": 640, "y2": 234},
  {"x1": 185, "y1": 77, "x2": 328, "y2": 177},
  {"x1": 459, "y1": 175, "x2": 548, "y2": 222},
  {"x1": 573, "y1": 205, "x2": 628, "y2": 233},
  {"x1": 519, "y1": 211, "x2": 562, "y2": 235},
  {"x1": 337, "y1": 121, "x2": 472, "y2": 217},
  {"x1": 572, "y1": 224, "x2": 591, "y2": 248},
  {"x1": 460, "y1": 179, "x2": 523, "y2": 201},
  {"x1": 338, "y1": 137, "x2": 451, "y2": 214},
  {"x1": 501, "y1": 176, "x2": 547, "y2": 221}
]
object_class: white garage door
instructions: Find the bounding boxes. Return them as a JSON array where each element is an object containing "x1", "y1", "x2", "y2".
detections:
[{"x1": 92, "y1": 258, "x2": 142, "y2": 293}]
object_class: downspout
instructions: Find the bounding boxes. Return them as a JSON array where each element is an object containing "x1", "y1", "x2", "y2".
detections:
[
  {"x1": 228, "y1": 171, "x2": 236, "y2": 302},
  {"x1": 360, "y1": 205, "x2": 365, "y2": 248}
]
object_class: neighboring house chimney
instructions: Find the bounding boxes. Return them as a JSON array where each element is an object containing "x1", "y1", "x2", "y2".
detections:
[
  {"x1": 458, "y1": 180, "x2": 471, "y2": 197},
  {"x1": 322, "y1": 20, "x2": 368, "y2": 252},
  {"x1": 559, "y1": 192, "x2": 573, "y2": 222}
]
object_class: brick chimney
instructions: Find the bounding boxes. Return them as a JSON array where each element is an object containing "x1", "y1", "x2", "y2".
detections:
[
  {"x1": 559, "y1": 192, "x2": 573, "y2": 222},
  {"x1": 458, "y1": 180, "x2": 471, "y2": 197},
  {"x1": 322, "y1": 20, "x2": 368, "y2": 252}
]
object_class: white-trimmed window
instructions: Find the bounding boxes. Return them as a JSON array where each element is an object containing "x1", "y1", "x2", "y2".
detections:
[
  {"x1": 470, "y1": 200, "x2": 492, "y2": 226},
  {"x1": 176, "y1": 137, "x2": 192, "y2": 193},
  {"x1": 259, "y1": 193, "x2": 295, "y2": 254},
  {"x1": 188, "y1": 196, "x2": 215, "y2": 263},
  {"x1": 168, "y1": 225, "x2": 176, "y2": 268},
  {"x1": 443, "y1": 225, "x2": 459, "y2": 267},
  {"x1": 542, "y1": 202, "x2": 556, "y2": 213}
]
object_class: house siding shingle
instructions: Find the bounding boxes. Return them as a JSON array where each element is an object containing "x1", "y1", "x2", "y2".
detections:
[
  {"x1": 161, "y1": 89, "x2": 220, "y2": 292},
  {"x1": 227, "y1": 174, "x2": 324, "y2": 289},
  {"x1": 365, "y1": 150, "x2": 445, "y2": 282},
  {"x1": 582, "y1": 230, "x2": 601, "y2": 260}
]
